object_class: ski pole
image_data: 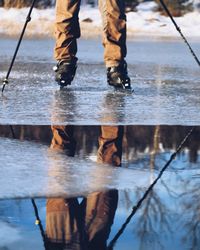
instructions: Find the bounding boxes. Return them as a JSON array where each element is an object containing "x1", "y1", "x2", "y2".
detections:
[
  {"x1": 158, "y1": 0, "x2": 200, "y2": 68},
  {"x1": 31, "y1": 198, "x2": 48, "y2": 249},
  {"x1": 2, "y1": 0, "x2": 37, "y2": 93}
]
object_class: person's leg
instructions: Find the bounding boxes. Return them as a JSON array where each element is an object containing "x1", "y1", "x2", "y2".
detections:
[
  {"x1": 99, "y1": 0, "x2": 131, "y2": 89},
  {"x1": 54, "y1": 0, "x2": 81, "y2": 86},
  {"x1": 50, "y1": 125, "x2": 76, "y2": 156},
  {"x1": 99, "y1": 0, "x2": 126, "y2": 67},
  {"x1": 54, "y1": 0, "x2": 81, "y2": 62}
]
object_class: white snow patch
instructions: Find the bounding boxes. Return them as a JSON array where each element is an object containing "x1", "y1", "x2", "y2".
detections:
[
  {"x1": 0, "y1": 3, "x2": 200, "y2": 39},
  {"x1": 136, "y1": 1, "x2": 158, "y2": 11}
]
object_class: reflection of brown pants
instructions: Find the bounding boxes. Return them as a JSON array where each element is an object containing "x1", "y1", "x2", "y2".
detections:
[
  {"x1": 54, "y1": 0, "x2": 127, "y2": 67},
  {"x1": 48, "y1": 126, "x2": 121, "y2": 248},
  {"x1": 51, "y1": 125, "x2": 123, "y2": 166},
  {"x1": 97, "y1": 126, "x2": 123, "y2": 166},
  {"x1": 50, "y1": 125, "x2": 76, "y2": 156},
  {"x1": 46, "y1": 190, "x2": 118, "y2": 250}
]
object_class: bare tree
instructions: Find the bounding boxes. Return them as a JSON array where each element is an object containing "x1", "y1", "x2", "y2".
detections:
[{"x1": 155, "y1": 0, "x2": 193, "y2": 16}]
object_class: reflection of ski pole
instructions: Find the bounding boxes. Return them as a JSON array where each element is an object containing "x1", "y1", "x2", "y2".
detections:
[
  {"x1": 8, "y1": 126, "x2": 47, "y2": 248},
  {"x1": 2, "y1": 0, "x2": 37, "y2": 93},
  {"x1": 107, "y1": 127, "x2": 194, "y2": 249},
  {"x1": 31, "y1": 198, "x2": 47, "y2": 249},
  {"x1": 158, "y1": 0, "x2": 200, "y2": 68}
]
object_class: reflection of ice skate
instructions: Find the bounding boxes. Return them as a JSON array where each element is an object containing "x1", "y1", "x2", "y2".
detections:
[
  {"x1": 99, "y1": 92, "x2": 126, "y2": 124},
  {"x1": 51, "y1": 89, "x2": 76, "y2": 125}
]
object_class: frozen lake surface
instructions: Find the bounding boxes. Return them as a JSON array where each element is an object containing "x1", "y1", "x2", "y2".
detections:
[
  {"x1": 0, "y1": 125, "x2": 200, "y2": 249},
  {"x1": 0, "y1": 38, "x2": 200, "y2": 125},
  {"x1": 0, "y1": 136, "x2": 155, "y2": 199},
  {"x1": 0, "y1": 37, "x2": 200, "y2": 249},
  {"x1": 0, "y1": 125, "x2": 199, "y2": 199}
]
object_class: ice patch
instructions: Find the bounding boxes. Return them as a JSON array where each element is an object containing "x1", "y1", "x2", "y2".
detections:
[{"x1": 0, "y1": 137, "x2": 155, "y2": 199}]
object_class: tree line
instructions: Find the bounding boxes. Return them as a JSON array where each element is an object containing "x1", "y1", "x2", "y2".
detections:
[{"x1": 0, "y1": 0, "x2": 197, "y2": 16}]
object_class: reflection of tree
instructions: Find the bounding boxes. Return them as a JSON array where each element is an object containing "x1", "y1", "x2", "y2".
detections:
[
  {"x1": 0, "y1": 125, "x2": 199, "y2": 163},
  {"x1": 135, "y1": 189, "x2": 172, "y2": 250},
  {"x1": 132, "y1": 126, "x2": 171, "y2": 250},
  {"x1": 150, "y1": 125, "x2": 160, "y2": 169},
  {"x1": 149, "y1": 125, "x2": 161, "y2": 183},
  {"x1": 179, "y1": 176, "x2": 200, "y2": 250},
  {"x1": 112, "y1": 125, "x2": 185, "y2": 250},
  {"x1": 133, "y1": 125, "x2": 199, "y2": 250},
  {"x1": 184, "y1": 212, "x2": 200, "y2": 250},
  {"x1": 109, "y1": 174, "x2": 178, "y2": 250}
]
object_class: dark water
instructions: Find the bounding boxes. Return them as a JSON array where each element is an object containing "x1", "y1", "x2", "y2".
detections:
[{"x1": 0, "y1": 125, "x2": 200, "y2": 249}]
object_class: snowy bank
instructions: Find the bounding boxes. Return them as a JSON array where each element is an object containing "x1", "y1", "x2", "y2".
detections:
[{"x1": 0, "y1": 2, "x2": 200, "y2": 39}]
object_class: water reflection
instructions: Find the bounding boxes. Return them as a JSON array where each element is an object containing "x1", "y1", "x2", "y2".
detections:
[
  {"x1": 0, "y1": 125, "x2": 200, "y2": 249},
  {"x1": 46, "y1": 125, "x2": 121, "y2": 250},
  {"x1": 50, "y1": 125, "x2": 124, "y2": 166},
  {"x1": 0, "y1": 125, "x2": 199, "y2": 164},
  {"x1": 98, "y1": 93, "x2": 127, "y2": 124},
  {"x1": 43, "y1": 125, "x2": 199, "y2": 250},
  {"x1": 50, "y1": 90, "x2": 77, "y2": 125},
  {"x1": 46, "y1": 190, "x2": 118, "y2": 250}
]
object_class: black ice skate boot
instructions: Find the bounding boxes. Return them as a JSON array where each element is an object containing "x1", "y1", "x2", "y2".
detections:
[
  {"x1": 53, "y1": 60, "x2": 77, "y2": 87},
  {"x1": 107, "y1": 62, "x2": 131, "y2": 90}
]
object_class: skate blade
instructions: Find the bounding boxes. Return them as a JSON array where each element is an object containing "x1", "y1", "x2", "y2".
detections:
[
  {"x1": 114, "y1": 87, "x2": 134, "y2": 94},
  {"x1": 56, "y1": 79, "x2": 71, "y2": 89},
  {"x1": 110, "y1": 83, "x2": 134, "y2": 93},
  {"x1": 108, "y1": 81, "x2": 133, "y2": 93}
]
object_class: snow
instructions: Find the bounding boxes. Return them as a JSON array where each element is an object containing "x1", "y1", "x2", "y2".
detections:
[{"x1": 0, "y1": 2, "x2": 200, "y2": 39}]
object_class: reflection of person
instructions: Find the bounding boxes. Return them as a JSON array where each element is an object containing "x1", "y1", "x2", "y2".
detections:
[
  {"x1": 51, "y1": 125, "x2": 124, "y2": 166},
  {"x1": 46, "y1": 190, "x2": 118, "y2": 250},
  {"x1": 97, "y1": 126, "x2": 124, "y2": 166},
  {"x1": 46, "y1": 125, "x2": 124, "y2": 249},
  {"x1": 50, "y1": 125, "x2": 76, "y2": 156},
  {"x1": 53, "y1": 0, "x2": 131, "y2": 90}
]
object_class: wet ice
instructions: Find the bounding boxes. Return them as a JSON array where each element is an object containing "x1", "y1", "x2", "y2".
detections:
[
  {"x1": 1, "y1": 37, "x2": 200, "y2": 249},
  {"x1": 0, "y1": 39, "x2": 200, "y2": 125},
  {"x1": 0, "y1": 125, "x2": 199, "y2": 199},
  {"x1": 0, "y1": 136, "x2": 159, "y2": 199}
]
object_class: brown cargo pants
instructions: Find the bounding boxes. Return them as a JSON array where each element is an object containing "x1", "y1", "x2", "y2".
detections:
[{"x1": 54, "y1": 0, "x2": 127, "y2": 67}]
